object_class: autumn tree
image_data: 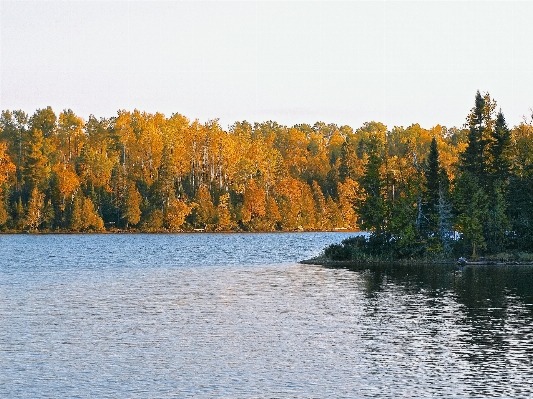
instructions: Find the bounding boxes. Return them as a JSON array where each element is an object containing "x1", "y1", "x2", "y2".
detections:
[
  {"x1": 337, "y1": 178, "x2": 360, "y2": 229},
  {"x1": 69, "y1": 192, "x2": 104, "y2": 232},
  {"x1": 122, "y1": 183, "x2": 142, "y2": 228},
  {"x1": 0, "y1": 142, "x2": 16, "y2": 189},
  {"x1": 215, "y1": 193, "x2": 236, "y2": 231},
  {"x1": 164, "y1": 198, "x2": 192, "y2": 231},
  {"x1": 0, "y1": 142, "x2": 16, "y2": 227},
  {"x1": 190, "y1": 185, "x2": 216, "y2": 230},
  {"x1": 0, "y1": 110, "x2": 29, "y2": 192},
  {"x1": 242, "y1": 178, "x2": 266, "y2": 230},
  {"x1": 30, "y1": 107, "x2": 57, "y2": 139},
  {"x1": 58, "y1": 109, "x2": 85, "y2": 164},
  {"x1": 1, "y1": 100, "x2": 529, "y2": 243}
]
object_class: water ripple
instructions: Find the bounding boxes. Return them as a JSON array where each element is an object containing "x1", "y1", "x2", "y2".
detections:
[{"x1": 1, "y1": 234, "x2": 533, "y2": 398}]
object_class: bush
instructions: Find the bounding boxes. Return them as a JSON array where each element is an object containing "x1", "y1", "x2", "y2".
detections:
[
  {"x1": 324, "y1": 243, "x2": 353, "y2": 261},
  {"x1": 323, "y1": 235, "x2": 370, "y2": 261}
]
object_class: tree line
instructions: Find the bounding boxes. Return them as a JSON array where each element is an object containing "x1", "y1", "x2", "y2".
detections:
[{"x1": 0, "y1": 92, "x2": 532, "y2": 256}]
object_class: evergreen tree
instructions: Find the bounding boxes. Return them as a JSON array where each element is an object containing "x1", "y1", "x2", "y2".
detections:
[
  {"x1": 358, "y1": 136, "x2": 386, "y2": 235},
  {"x1": 42, "y1": 199, "x2": 55, "y2": 230},
  {"x1": 437, "y1": 181, "x2": 454, "y2": 255},
  {"x1": 509, "y1": 176, "x2": 533, "y2": 250},
  {"x1": 13, "y1": 196, "x2": 24, "y2": 230},
  {"x1": 419, "y1": 137, "x2": 452, "y2": 253},
  {"x1": 421, "y1": 137, "x2": 441, "y2": 238},
  {"x1": 453, "y1": 172, "x2": 488, "y2": 258},
  {"x1": 460, "y1": 91, "x2": 495, "y2": 184},
  {"x1": 485, "y1": 180, "x2": 510, "y2": 252},
  {"x1": 484, "y1": 111, "x2": 511, "y2": 252},
  {"x1": 490, "y1": 111, "x2": 511, "y2": 182},
  {"x1": 454, "y1": 91, "x2": 507, "y2": 256}
]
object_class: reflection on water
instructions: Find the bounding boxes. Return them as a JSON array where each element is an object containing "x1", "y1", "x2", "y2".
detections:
[
  {"x1": 1, "y1": 234, "x2": 532, "y2": 398},
  {"x1": 349, "y1": 263, "x2": 533, "y2": 397}
]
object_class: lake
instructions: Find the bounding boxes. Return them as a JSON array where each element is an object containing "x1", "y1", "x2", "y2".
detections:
[{"x1": 1, "y1": 233, "x2": 533, "y2": 398}]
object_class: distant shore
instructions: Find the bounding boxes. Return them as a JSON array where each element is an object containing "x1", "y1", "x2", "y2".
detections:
[{"x1": 0, "y1": 228, "x2": 358, "y2": 235}]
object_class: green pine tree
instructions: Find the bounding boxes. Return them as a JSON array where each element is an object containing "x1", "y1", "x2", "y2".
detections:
[
  {"x1": 421, "y1": 137, "x2": 441, "y2": 238},
  {"x1": 453, "y1": 172, "x2": 488, "y2": 258},
  {"x1": 358, "y1": 136, "x2": 386, "y2": 235},
  {"x1": 461, "y1": 91, "x2": 496, "y2": 187}
]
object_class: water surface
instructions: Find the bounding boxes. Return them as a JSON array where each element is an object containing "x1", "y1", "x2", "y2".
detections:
[{"x1": 1, "y1": 233, "x2": 532, "y2": 398}]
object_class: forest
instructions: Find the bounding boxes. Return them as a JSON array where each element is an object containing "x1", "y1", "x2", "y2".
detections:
[{"x1": 0, "y1": 91, "x2": 532, "y2": 258}]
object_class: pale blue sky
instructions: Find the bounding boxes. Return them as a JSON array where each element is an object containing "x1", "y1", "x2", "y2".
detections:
[{"x1": 1, "y1": 1, "x2": 532, "y2": 129}]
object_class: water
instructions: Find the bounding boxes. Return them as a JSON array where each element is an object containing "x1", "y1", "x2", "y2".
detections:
[{"x1": 1, "y1": 233, "x2": 533, "y2": 398}]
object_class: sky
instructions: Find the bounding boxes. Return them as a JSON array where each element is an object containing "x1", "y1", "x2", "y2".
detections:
[{"x1": 1, "y1": 1, "x2": 532, "y2": 130}]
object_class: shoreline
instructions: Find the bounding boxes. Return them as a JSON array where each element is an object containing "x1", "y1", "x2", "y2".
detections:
[
  {"x1": 0, "y1": 229, "x2": 360, "y2": 235},
  {"x1": 300, "y1": 256, "x2": 533, "y2": 268}
]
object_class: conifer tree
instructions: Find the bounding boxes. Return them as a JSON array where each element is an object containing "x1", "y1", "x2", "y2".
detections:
[
  {"x1": 460, "y1": 91, "x2": 496, "y2": 185},
  {"x1": 358, "y1": 136, "x2": 386, "y2": 235},
  {"x1": 13, "y1": 196, "x2": 24, "y2": 230},
  {"x1": 490, "y1": 111, "x2": 511, "y2": 182},
  {"x1": 437, "y1": 182, "x2": 454, "y2": 255},
  {"x1": 484, "y1": 111, "x2": 511, "y2": 252},
  {"x1": 454, "y1": 91, "x2": 499, "y2": 256},
  {"x1": 421, "y1": 137, "x2": 440, "y2": 237},
  {"x1": 453, "y1": 172, "x2": 488, "y2": 258}
]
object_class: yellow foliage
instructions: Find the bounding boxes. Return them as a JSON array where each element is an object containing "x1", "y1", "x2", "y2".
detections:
[
  {"x1": 242, "y1": 179, "x2": 266, "y2": 223},
  {"x1": 215, "y1": 193, "x2": 235, "y2": 231},
  {"x1": 165, "y1": 199, "x2": 192, "y2": 231},
  {"x1": 53, "y1": 164, "x2": 80, "y2": 209},
  {"x1": 0, "y1": 142, "x2": 16, "y2": 192},
  {"x1": 338, "y1": 178, "x2": 361, "y2": 229}
]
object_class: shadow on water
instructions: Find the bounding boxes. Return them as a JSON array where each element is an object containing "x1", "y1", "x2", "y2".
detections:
[
  {"x1": 333, "y1": 263, "x2": 533, "y2": 383},
  {"x1": 338, "y1": 263, "x2": 533, "y2": 314}
]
